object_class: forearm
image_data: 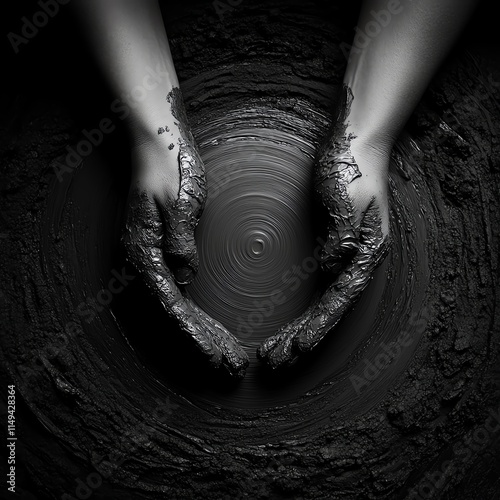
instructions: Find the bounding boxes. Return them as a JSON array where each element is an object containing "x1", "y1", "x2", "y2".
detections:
[
  {"x1": 73, "y1": 0, "x2": 179, "y2": 146},
  {"x1": 344, "y1": 0, "x2": 479, "y2": 147}
]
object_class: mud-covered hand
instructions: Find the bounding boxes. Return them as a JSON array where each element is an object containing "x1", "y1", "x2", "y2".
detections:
[
  {"x1": 122, "y1": 137, "x2": 249, "y2": 378},
  {"x1": 258, "y1": 90, "x2": 390, "y2": 368}
]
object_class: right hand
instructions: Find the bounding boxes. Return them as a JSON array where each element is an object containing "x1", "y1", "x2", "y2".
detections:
[
  {"x1": 122, "y1": 137, "x2": 249, "y2": 378},
  {"x1": 258, "y1": 84, "x2": 391, "y2": 369}
]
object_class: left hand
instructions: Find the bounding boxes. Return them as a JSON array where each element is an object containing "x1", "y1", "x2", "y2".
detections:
[{"x1": 123, "y1": 135, "x2": 249, "y2": 378}]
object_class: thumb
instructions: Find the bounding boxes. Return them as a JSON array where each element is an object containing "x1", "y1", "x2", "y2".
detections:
[
  {"x1": 319, "y1": 214, "x2": 361, "y2": 275},
  {"x1": 314, "y1": 144, "x2": 363, "y2": 275},
  {"x1": 316, "y1": 176, "x2": 363, "y2": 275},
  {"x1": 160, "y1": 141, "x2": 207, "y2": 285},
  {"x1": 161, "y1": 198, "x2": 200, "y2": 285}
]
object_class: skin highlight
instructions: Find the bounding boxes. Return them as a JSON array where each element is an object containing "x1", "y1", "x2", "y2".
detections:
[{"x1": 74, "y1": 0, "x2": 479, "y2": 376}]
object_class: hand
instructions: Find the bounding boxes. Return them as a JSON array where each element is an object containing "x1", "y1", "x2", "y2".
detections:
[
  {"x1": 258, "y1": 89, "x2": 390, "y2": 368},
  {"x1": 122, "y1": 135, "x2": 249, "y2": 378}
]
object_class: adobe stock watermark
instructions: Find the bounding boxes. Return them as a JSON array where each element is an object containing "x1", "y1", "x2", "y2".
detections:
[
  {"x1": 18, "y1": 267, "x2": 135, "y2": 382},
  {"x1": 236, "y1": 236, "x2": 326, "y2": 339},
  {"x1": 349, "y1": 307, "x2": 429, "y2": 395},
  {"x1": 408, "y1": 401, "x2": 500, "y2": 499},
  {"x1": 75, "y1": 267, "x2": 135, "y2": 323},
  {"x1": 7, "y1": 0, "x2": 70, "y2": 54},
  {"x1": 213, "y1": 0, "x2": 244, "y2": 21},
  {"x1": 61, "y1": 395, "x2": 179, "y2": 500},
  {"x1": 52, "y1": 64, "x2": 172, "y2": 182},
  {"x1": 340, "y1": 0, "x2": 405, "y2": 62}
]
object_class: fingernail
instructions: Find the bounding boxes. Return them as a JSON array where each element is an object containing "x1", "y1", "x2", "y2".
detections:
[{"x1": 174, "y1": 266, "x2": 195, "y2": 285}]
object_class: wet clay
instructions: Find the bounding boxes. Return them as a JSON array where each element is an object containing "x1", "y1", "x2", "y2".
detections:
[
  {"x1": 258, "y1": 84, "x2": 390, "y2": 368},
  {"x1": 122, "y1": 189, "x2": 248, "y2": 378},
  {"x1": 1, "y1": 1, "x2": 500, "y2": 499},
  {"x1": 163, "y1": 87, "x2": 207, "y2": 285},
  {"x1": 122, "y1": 86, "x2": 248, "y2": 375}
]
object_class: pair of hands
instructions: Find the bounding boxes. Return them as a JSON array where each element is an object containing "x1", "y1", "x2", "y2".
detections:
[{"x1": 122, "y1": 99, "x2": 390, "y2": 379}]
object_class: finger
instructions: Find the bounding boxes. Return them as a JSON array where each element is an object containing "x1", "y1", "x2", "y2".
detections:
[
  {"x1": 257, "y1": 331, "x2": 297, "y2": 369},
  {"x1": 320, "y1": 214, "x2": 360, "y2": 275},
  {"x1": 123, "y1": 189, "x2": 248, "y2": 376},
  {"x1": 122, "y1": 190, "x2": 216, "y2": 361},
  {"x1": 191, "y1": 302, "x2": 249, "y2": 378},
  {"x1": 161, "y1": 199, "x2": 199, "y2": 286},
  {"x1": 161, "y1": 141, "x2": 207, "y2": 285},
  {"x1": 314, "y1": 153, "x2": 362, "y2": 274},
  {"x1": 257, "y1": 313, "x2": 310, "y2": 369},
  {"x1": 122, "y1": 189, "x2": 184, "y2": 305},
  {"x1": 294, "y1": 202, "x2": 390, "y2": 353}
]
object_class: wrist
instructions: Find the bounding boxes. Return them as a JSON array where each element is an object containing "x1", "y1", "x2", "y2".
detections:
[
  {"x1": 347, "y1": 134, "x2": 391, "y2": 178},
  {"x1": 127, "y1": 109, "x2": 179, "y2": 146},
  {"x1": 131, "y1": 133, "x2": 179, "y2": 167},
  {"x1": 130, "y1": 138, "x2": 180, "y2": 201}
]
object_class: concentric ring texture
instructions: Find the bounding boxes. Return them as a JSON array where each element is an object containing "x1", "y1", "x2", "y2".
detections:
[
  {"x1": 187, "y1": 111, "x2": 320, "y2": 348},
  {"x1": 174, "y1": 100, "x2": 428, "y2": 410}
]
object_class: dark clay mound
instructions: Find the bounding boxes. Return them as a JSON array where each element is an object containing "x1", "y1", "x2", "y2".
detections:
[{"x1": 1, "y1": 1, "x2": 500, "y2": 499}]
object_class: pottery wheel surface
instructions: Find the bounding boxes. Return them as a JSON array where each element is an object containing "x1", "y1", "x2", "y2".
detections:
[{"x1": 187, "y1": 112, "x2": 319, "y2": 348}]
